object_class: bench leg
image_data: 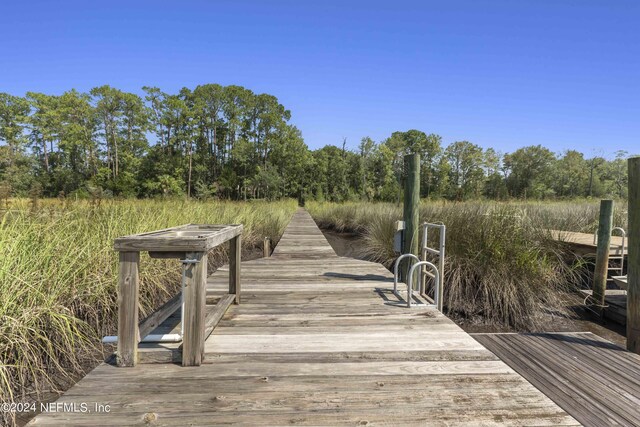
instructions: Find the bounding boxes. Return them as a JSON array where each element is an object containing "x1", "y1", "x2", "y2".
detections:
[
  {"x1": 117, "y1": 252, "x2": 140, "y2": 367},
  {"x1": 182, "y1": 251, "x2": 207, "y2": 366}
]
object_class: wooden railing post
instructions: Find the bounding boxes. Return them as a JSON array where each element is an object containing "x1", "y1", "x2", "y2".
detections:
[
  {"x1": 593, "y1": 199, "x2": 614, "y2": 318},
  {"x1": 401, "y1": 153, "x2": 420, "y2": 282},
  {"x1": 628, "y1": 157, "x2": 640, "y2": 353},
  {"x1": 230, "y1": 235, "x2": 241, "y2": 304},
  {"x1": 263, "y1": 237, "x2": 271, "y2": 258},
  {"x1": 182, "y1": 251, "x2": 207, "y2": 367},
  {"x1": 117, "y1": 251, "x2": 140, "y2": 367}
]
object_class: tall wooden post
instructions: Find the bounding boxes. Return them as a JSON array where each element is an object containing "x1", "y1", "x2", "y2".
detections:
[
  {"x1": 592, "y1": 199, "x2": 614, "y2": 318},
  {"x1": 402, "y1": 153, "x2": 420, "y2": 282},
  {"x1": 117, "y1": 251, "x2": 140, "y2": 367},
  {"x1": 182, "y1": 251, "x2": 207, "y2": 367},
  {"x1": 628, "y1": 157, "x2": 640, "y2": 353},
  {"x1": 229, "y1": 235, "x2": 242, "y2": 304}
]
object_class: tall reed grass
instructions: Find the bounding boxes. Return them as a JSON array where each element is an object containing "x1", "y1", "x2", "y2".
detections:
[
  {"x1": 520, "y1": 201, "x2": 628, "y2": 233},
  {"x1": 0, "y1": 198, "x2": 297, "y2": 424},
  {"x1": 307, "y1": 200, "x2": 617, "y2": 331}
]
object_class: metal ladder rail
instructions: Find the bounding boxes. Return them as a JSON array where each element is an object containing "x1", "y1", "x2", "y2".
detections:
[
  {"x1": 393, "y1": 254, "x2": 419, "y2": 294},
  {"x1": 408, "y1": 261, "x2": 440, "y2": 309},
  {"x1": 392, "y1": 255, "x2": 440, "y2": 308},
  {"x1": 392, "y1": 222, "x2": 446, "y2": 310},
  {"x1": 593, "y1": 227, "x2": 626, "y2": 277},
  {"x1": 421, "y1": 222, "x2": 446, "y2": 311}
]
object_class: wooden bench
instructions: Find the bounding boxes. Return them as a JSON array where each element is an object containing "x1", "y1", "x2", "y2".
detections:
[{"x1": 113, "y1": 224, "x2": 242, "y2": 367}]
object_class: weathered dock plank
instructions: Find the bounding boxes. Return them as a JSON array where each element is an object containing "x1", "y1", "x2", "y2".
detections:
[
  {"x1": 473, "y1": 332, "x2": 640, "y2": 427},
  {"x1": 549, "y1": 229, "x2": 627, "y2": 256},
  {"x1": 29, "y1": 209, "x2": 577, "y2": 426},
  {"x1": 579, "y1": 289, "x2": 628, "y2": 325}
]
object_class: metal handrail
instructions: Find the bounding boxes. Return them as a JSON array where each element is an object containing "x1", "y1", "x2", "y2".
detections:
[
  {"x1": 393, "y1": 222, "x2": 446, "y2": 310},
  {"x1": 393, "y1": 253, "x2": 420, "y2": 294},
  {"x1": 407, "y1": 261, "x2": 440, "y2": 309}
]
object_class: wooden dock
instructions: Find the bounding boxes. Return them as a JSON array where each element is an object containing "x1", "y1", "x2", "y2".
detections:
[
  {"x1": 30, "y1": 209, "x2": 577, "y2": 426},
  {"x1": 549, "y1": 230, "x2": 627, "y2": 256},
  {"x1": 579, "y1": 289, "x2": 628, "y2": 325},
  {"x1": 474, "y1": 332, "x2": 640, "y2": 427}
]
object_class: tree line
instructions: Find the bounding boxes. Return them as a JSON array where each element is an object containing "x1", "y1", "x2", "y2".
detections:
[{"x1": 0, "y1": 85, "x2": 631, "y2": 202}]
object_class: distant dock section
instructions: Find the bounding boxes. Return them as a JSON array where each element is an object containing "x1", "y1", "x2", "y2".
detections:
[{"x1": 549, "y1": 229, "x2": 627, "y2": 256}]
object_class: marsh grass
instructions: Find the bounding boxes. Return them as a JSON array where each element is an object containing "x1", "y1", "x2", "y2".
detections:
[
  {"x1": 0, "y1": 198, "x2": 296, "y2": 424},
  {"x1": 521, "y1": 201, "x2": 628, "y2": 233},
  {"x1": 307, "y1": 200, "x2": 610, "y2": 331}
]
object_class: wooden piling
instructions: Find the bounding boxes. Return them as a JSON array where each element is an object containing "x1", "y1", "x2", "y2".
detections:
[
  {"x1": 263, "y1": 237, "x2": 271, "y2": 257},
  {"x1": 592, "y1": 199, "x2": 614, "y2": 318},
  {"x1": 230, "y1": 235, "x2": 242, "y2": 304},
  {"x1": 402, "y1": 153, "x2": 420, "y2": 282},
  {"x1": 628, "y1": 157, "x2": 640, "y2": 353}
]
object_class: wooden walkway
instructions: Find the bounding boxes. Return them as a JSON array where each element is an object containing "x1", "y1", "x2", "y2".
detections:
[
  {"x1": 474, "y1": 332, "x2": 640, "y2": 427},
  {"x1": 30, "y1": 209, "x2": 577, "y2": 426},
  {"x1": 549, "y1": 230, "x2": 627, "y2": 256}
]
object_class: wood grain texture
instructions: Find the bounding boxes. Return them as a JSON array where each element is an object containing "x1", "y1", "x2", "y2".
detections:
[
  {"x1": 593, "y1": 200, "x2": 614, "y2": 314},
  {"x1": 204, "y1": 293, "x2": 235, "y2": 340},
  {"x1": 402, "y1": 153, "x2": 420, "y2": 282},
  {"x1": 229, "y1": 235, "x2": 241, "y2": 304},
  {"x1": 181, "y1": 251, "x2": 207, "y2": 366},
  {"x1": 116, "y1": 251, "x2": 139, "y2": 367},
  {"x1": 579, "y1": 289, "x2": 627, "y2": 325},
  {"x1": 30, "y1": 209, "x2": 577, "y2": 426},
  {"x1": 114, "y1": 223, "x2": 243, "y2": 252},
  {"x1": 548, "y1": 229, "x2": 627, "y2": 256},
  {"x1": 474, "y1": 332, "x2": 640, "y2": 427},
  {"x1": 628, "y1": 156, "x2": 640, "y2": 353},
  {"x1": 263, "y1": 236, "x2": 271, "y2": 257}
]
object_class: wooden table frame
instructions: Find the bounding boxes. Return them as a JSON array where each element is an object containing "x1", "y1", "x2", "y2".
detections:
[{"x1": 113, "y1": 224, "x2": 243, "y2": 367}]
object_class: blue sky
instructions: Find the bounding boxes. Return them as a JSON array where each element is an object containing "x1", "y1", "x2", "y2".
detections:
[{"x1": 1, "y1": 0, "x2": 638, "y2": 157}]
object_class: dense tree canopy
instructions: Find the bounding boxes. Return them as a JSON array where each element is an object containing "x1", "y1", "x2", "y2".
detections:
[{"x1": 0, "y1": 85, "x2": 632, "y2": 202}]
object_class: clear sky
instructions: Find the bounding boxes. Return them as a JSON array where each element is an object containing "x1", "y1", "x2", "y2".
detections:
[{"x1": 1, "y1": 0, "x2": 638, "y2": 157}]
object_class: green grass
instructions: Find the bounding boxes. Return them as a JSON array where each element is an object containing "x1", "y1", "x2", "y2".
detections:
[
  {"x1": 0, "y1": 198, "x2": 297, "y2": 423},
  {"x1": 307, "y1": 200, "x2": 627, "y2": 331}
]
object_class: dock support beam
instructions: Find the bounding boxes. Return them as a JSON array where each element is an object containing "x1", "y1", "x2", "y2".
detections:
[
  {"x1": 593, "y1": 199, "x2": 614, "y2": 318},
  {"x1": 628, "y1": 157, "x2": 640, "y2": 353},
  {"x1": 117, "y1": 252, "x2": 140, "y2": 367},
  {"x1": 401, "y1": 153, "x2": 420, "y2": 282},
  {"x1": 182, "y1": 251, "x2": 207, "y2": 366}
]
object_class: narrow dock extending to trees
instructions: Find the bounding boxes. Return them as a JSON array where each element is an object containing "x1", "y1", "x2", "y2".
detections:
[{"x1": 30, "y1": 209, "x2": 576, "y2": 426}]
